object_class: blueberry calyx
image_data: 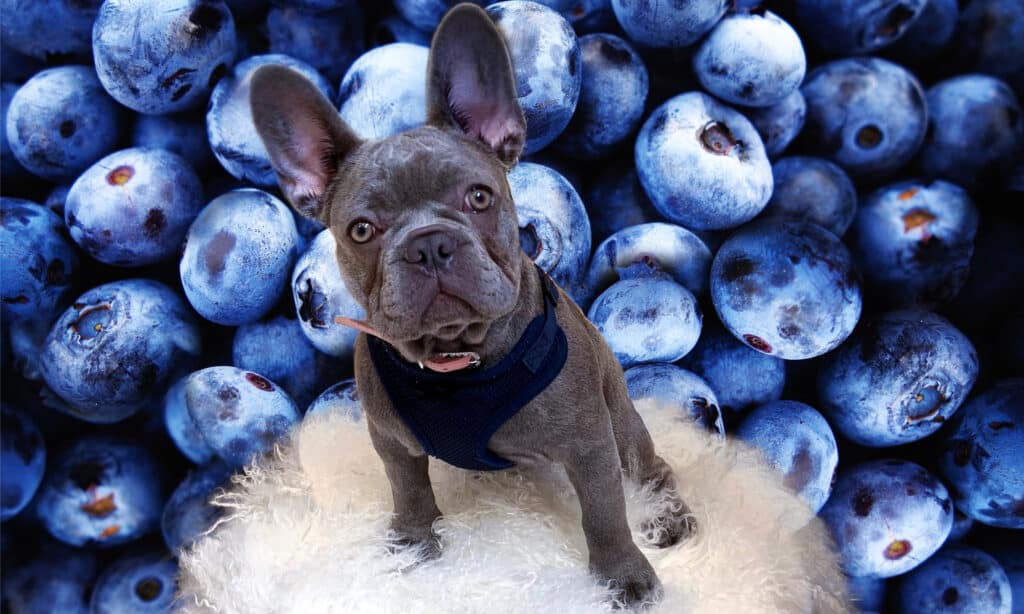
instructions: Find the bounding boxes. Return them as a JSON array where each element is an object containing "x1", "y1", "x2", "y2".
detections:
[
  {"x1": 855, "y1": 125, "x2": 883, "y2": 149},
  {"x1": 519, "y1": 223, "x2": 542, "y2": 260},
  {"x1": 135, "y1": 577, "x2": 164, "y2": 601},
  {"x1": 700, "y1": 121, "x2": 740, "y2": 156},
  {"x1": 106, "y1": 165, "x2": 134, "y2": 186},
  {"x1": 883, "y1": 539, "x2": 912, "y2": 560}
]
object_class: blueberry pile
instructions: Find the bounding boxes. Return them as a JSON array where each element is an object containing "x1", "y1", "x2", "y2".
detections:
[{"x1": 1, "y1": 0, "x2": 1022, "y2": 612}]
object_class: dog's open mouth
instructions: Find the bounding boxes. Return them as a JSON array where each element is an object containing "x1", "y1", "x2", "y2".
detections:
[{"x1": 334, "y1": 315, "x2": 481, "y2": 373}]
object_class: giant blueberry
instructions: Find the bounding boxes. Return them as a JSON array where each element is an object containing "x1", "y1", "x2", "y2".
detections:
[
  {"x1": 208, "y1": 54, "x2": 332, "y2": 185},
  {"x1": 40, "y1": 279, "x2": 202, "y2": 423},
  {"x1": 35, "y1": 436, "x2": 165, "y2": 548},
  {"x1": 818, "y1": 310, "x2": 978, "y2": 447},
  {"x1": 636, "y1": 92, "x2": 772, "y2": 231},
  {"x1": 896, "y1": 545, "x2": 1012, "y2": 614},
  {"x1": 820, "y1": 459, "x2": 953, "y2": 578},
  {"x1": 759, "y1": 156, "x2": 857, "y2": 238},
  {"x1": 849, "y1": 179, "x2": 979, "y2": 308},
  {"x1": 800, "y1": 57, "x2": 927, "y2": 179},
  {"x1": 336, "y1": 43, "x2": 428, "y2": 140},
  {"x1": 736, "y1": 400, "x2": 838, "y2": 514},
  {"x1": 292, "y1": 229, "x2": 364, "y2": 359},
  {"x1": 610, "y1": 0, "x2": 727, "y2": 48},
  {"x1": 180, "y1": 189, "x2": 300, "y2": 326},
  {"x1": 5, "y1": 66, "x2": 124, "y2": 182},
  {"x1": 710, "y1": 219, "x2": 862, "y2": 360},
  {"x1": 90, "y1": 549, "x2": 180, "y2": 614},
  {"x1": 488, "y1": 1, "x2": 581, "y2": 154},
  {"x1": 624, "y1": 363, "x2": 724, "y2": 437},
  {"x1": 185, "y1": 366, "x2": 301, "y2": 467},
  {"x1": 65, "y1": 148, "x2": 204, "y2": 267},
  {"x1": 693, "y1": 11, "x2": 806, "y2": 108},
  {"x1": 92, "y1": 0, "x2": 236, "y2": 114},
  {"x1": 938, "y1": 379, "x2": 1024, "y2": 529},
  {"x1": 0, "y1": 405, "x2": 46, "y2": 521}
]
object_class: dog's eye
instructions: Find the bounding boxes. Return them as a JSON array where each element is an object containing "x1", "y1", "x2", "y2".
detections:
[
  {"x1": 348, "y1": 220, "x2": 376, "y2": 244},
  {"x1": 465, "y1": 185, "x2": 493, "y2": 212}
]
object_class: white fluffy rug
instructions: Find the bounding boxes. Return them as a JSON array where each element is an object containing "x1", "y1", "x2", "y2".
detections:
[{"x1": 176, "y1": 400, "x2": 852, "y2": 613}]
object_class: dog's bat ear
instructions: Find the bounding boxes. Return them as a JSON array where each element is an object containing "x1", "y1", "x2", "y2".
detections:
[
  {"x1": 425, "y1": 3, "x2": 526, "y2": 168},
  {"x1": 250, "y1": 65, "x2": 361, "y2": 222}
]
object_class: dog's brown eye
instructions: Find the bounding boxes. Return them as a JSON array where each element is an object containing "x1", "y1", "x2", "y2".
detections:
[
  {"x1": 465, "y1": 185, "x2": 493, "y2": 212},
  {"x1": 348, "y1": 220, "x2": 376, "y2": 244}
]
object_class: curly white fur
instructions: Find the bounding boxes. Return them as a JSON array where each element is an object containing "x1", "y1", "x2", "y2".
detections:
[{"x1": 176, "y1": 400, "x2": 852, "y2": 613}]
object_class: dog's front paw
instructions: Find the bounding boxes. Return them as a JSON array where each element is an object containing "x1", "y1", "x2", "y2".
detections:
[
  {"x1": 594, "y1": 548, "x2": 664, "y2": 610},
  {"x1": 641, "y1": 494, "x2": 697, "y2": 549},
  {"x1": 386, "y1": 524, "x2": 443, "y2": 563}
]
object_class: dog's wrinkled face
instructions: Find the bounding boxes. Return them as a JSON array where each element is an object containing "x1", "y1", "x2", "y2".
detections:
[
  {"x1": 250, "y1": 4, "x2": 528, "y2": 366},
  {"x1": 324, "y1": 128, "x2": 521, "y2": 358}
]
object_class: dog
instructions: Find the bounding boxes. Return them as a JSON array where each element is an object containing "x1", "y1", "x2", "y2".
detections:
[{"x1": 249, "y1": 3, "x2": 693, "y2": 607}]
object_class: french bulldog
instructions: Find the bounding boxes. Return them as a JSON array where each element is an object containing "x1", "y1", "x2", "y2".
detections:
[{"x1": 249, "y1": 3, "x2": 694, "y2": 608}]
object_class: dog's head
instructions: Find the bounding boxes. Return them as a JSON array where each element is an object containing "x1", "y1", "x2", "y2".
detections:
[{"x1": 250, "y1": 4, "x2": 527, "y2": 367}]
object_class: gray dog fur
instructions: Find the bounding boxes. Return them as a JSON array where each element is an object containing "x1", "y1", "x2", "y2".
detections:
[{"x1": 249, "y1": 3, "x2": 692, "y2": 607}]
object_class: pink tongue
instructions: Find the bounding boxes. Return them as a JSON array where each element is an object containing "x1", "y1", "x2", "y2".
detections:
[
  {"x1": 334, "y1": 316, "x2": 476, "y2": 373},
  {"x1": 423, "y1": 354, "x2": 476, "y2": 373}
]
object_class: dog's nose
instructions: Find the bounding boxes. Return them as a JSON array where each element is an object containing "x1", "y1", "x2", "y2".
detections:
[{"x1": 403, "y1": 227, "x2": 456, "y2": 269}]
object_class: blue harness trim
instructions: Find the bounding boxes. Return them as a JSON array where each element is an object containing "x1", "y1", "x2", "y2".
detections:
[{"x1": 366, "y1": 266, "x2": 568, "y2": 471}]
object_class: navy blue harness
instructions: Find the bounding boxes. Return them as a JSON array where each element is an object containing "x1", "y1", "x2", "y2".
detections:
[{"x1": 366, "y1": 266, "x2": 568, "y2": 471}]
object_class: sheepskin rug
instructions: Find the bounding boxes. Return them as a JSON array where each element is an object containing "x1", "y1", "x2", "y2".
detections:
[{"x1": 176, "y1": 400, "x2": 852, "y2": 613}]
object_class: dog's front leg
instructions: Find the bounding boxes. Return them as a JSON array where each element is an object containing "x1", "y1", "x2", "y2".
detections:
[
  {"x1": 367, "y1": 419, "x2": 443, "y2": 560},
  {"x1": 563, "y1": 441, "x2": 662, "y2": 609}
]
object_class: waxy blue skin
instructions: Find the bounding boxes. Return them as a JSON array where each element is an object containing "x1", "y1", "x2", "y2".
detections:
[
  {"x1": 1, "y1": 406, "x2": 46, "y2": 521},
  {"x1": 65, "y1": 147, "x2": 204, "y2": 267},
  {"x1": 623, "y1": 363, "x2": 724, "y2": 437},
  {"x1": 584, "y1": 165, "x2": 663, "y2": 245},
  {"x1": 90, "y1": 550, "x2": 179, "y2": 614},
  {"x1": 233, "y1": 315, "x2": 344, "y2": 410},
  {"x1": 800, "y1": 57, "x2": 927, "y2": 179},
  {"x1": 953, "y1": 0, "x2": 1024, "y2": 97},
  {"x1": 305, "y1": 378, "x2": 362, "y2": 421},
  {"x1": 918, "y1": 75, "x2": 1023, "y2": 189},
  {"x1": 759, "y1": 156, "x2": 857, "y2": 238},
  {"x1": 337, "y1": 43, "x2": 429, "y2": 140},
  {"x1": 693, "y1": 11, "x2": 805, "y2": 108},
  {"x1": 35, "y1": 436, "x2": 165, "y2": 548},
  {"x1": 208, "y1": 54, "x2": 332, "y2": 186},
  {"x1": 185, "y1": 366, "x2": 301, "y2": 468},
  {"x1": 635, "y1": 91, "x2": 773, "y2": 231},
  {"x1": 0, "y1": 0, "x2": 100, "y2": 60},
  {"x1": 679, "y1": 319, "x2": 785, "y2": 416},
  {"x1": 488, "y1": 2, "x2": 581, "y2": 154},
  {"x1": 897, "y1": 545, "x2": 1012, "y2": 614},
  {"x1": 394, "y1": 0, "x2": 484, "y2": 30},
  {"x1": 533, "y1": 0, "x2": 616, "y2": 33},
  {"x1": 92, "y1": 0, "x2": 236, "y2": 114},
  {"x1": 291, "y1": 229, "x2": 364, "y2": 359},
  {"x1": 554, "y1": 33, "x2": 648, "y2": 161},
  {"x1": 5, "y1": 66, "x2": 124, "y2": 182},
  {"x1": 818, "y1": 310, "x2": 978, "y2": 447},
  {"x1": 40, "y1": 279, "x2": 202, "y2": 423},
  {"x1": 0, "y1": 539, "x2": 98, "y2": 614},
  {"x1": 948, "y1": 509, "x2": 974, "y2": 542},
  {"x1": 710, "y1": 219, "x2": 862, "y2": 360},
  {"x1": 886, "y1": 0, "x2": 958, "y2": 64},
  {"x1": 847, "y1": 575, "x2": 886, "y2": 613},
  {"x1": 820, "y1": 459, "x2": 953, "y2": 579},
  {"x1": 736, "y1": 400, "x2": 838, "y2": 514},
  {"x1": 164, "y1": 377, "x2": 216, "y2": 465},
  {"x1": 986, "y1": 542, "x2": 1024, "y2": 614},
  {"x1": 180, "y1": 189, "x2": 300, "y2": 326},
  {"x1": 610, "y1": 0, "x2": 727, "y2": 48},
  {"x1": 743, "y1": 90, "x2": 806, "y2": 159},
  {"x1": 372, "y1": 15, "x2": 432, "y2": 47},
  {"x1": 508, "y1": 162, "x2": 591, "y2": 304},
  {"x1": 938, "y1": 379, "x2": 1024, "y2": 529},
  {"x1": 583, "y1": 222, "x2": 711, "y2": 310},
  {"x1": 265, "y1": 4, "x2": 366, "y2": 85},
  {"x1": 0, "y1": 198, "x2": 79, "y2": 325},
  {"x1": 849, "y1": 180, "x2": 979, "y2": 308},
  {"x1": 1, "y1": 83, "x2": 28, "y2": 181},
  {"x1": 794, "y1": 0, "x2": 927, "y2": 55},
  {"x1": 131, "y1": 113, "x2": 215, "y2": 171},
  {"x1": 162, "y1": 461, "x2": 233, "y2": 552},
  {"x1": 588, "y1": 272, "x2": 702, "y2": 369}
]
